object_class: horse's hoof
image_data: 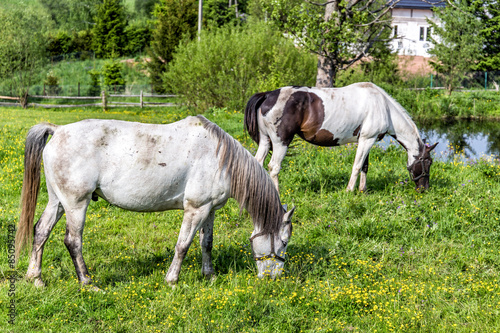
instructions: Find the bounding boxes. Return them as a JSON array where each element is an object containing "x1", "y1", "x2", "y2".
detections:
[
  {"x1": 165, "y1": 278, "x2": 178, "y2": 288},
  {"x1": 33, "y1": 278, "x2": 45, "y2": 288},
  {"x1": 81, "y1": 285, "x2": 105, "y2": 293},
  {"x1": 202, "y1": 271, "x2": 215, "y2": 280}
]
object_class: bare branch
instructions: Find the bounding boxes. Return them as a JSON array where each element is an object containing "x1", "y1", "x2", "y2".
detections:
[{"x1": 305, "y1": 0, "x2": 337, "y2": 6}]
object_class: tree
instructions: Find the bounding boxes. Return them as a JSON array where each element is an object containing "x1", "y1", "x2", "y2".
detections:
[
  {"x1": 135, "y1": 0, "x2": 161, "y2": 18},
  {"x1": 204, "y1": 0, "x2": 249, "y2": 29},
  {"x1": 427, "y1": 0, "x2": 485, "y2": 94},
  {"x1": 472, "y1": 0, "x2": 500, "y2": 71},
  {"x1": 93, "y1": 0, "x2": 129, "y2": 58},
  {"x1": 268, "y1": 0, "x2": 399, "y2": 87},
  {"x1": 164, "y1": 22, "x2": 316, "y2": 110},
  {"x1": 40, "y1": 0, "x2": 101, "y2": 31},
  {"x1": 0, "y1": 7, "x2": 51, "y2": 107},
  {"x1": 146, "y1": 0, "x2": 198, "y2": 93},
  {"x1": 102, "y1": 60, "x2": 126, "y2": 93}
]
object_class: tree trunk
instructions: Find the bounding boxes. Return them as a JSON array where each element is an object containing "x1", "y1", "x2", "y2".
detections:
[
  {"x1": 20, "y1": 91, "x2": 29, "y2": 109},
  {"x1": 316, "y1": 55, "x2": 336, "y2": 88},
  {"x1": 315, "y1": 1, "x2": 338, "y2": 88}
]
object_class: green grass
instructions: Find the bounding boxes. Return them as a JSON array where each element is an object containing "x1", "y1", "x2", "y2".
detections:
[{"x1": 1, "y1": 106, "x2": 500, "y2": 332}]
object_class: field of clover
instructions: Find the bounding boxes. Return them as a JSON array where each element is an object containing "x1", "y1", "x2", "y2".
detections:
[{"x1": 1, "y1": 106, "x2": 500, "y2": 332}]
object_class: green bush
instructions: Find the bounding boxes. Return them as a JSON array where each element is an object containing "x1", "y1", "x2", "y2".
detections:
[
  {"x1": 43, "y1": 70, "x2": 61, "y2": 95},
  {"x1": 124, "y1": 22, "x2": 151, "y2": 56},
  {"x1": 87, "y1": 69, "x2": 101, "y2": 96},
  {"x1": 164, "y1": 22, "x2": 316, "y2": 111},
  {"x1": 102, "y1": 60, "x2": 126, "y2": 92}
]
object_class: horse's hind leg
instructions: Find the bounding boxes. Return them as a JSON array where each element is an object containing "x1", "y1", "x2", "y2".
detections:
[
  {"x1": 359, "y1": 153, "x2": 370, "y2": 192},
  {"x1": 199, "y1": 210, "x2": 215, "y2": 279},
  {"x1": 63, "y1": 199, "x2": 92, "y2": 285},
  {"x1": 255, "y1": 135, "x2": 271, "y2": 166},
  {"x1": 26, "y1": 184, "x2": 65, "y2": 287},
  {"x1": 267, "y1": 142, "x2": 288, "y2": 193},
  {"x1": 347, "y1": 137, "x2": 376, "y2": 192}
]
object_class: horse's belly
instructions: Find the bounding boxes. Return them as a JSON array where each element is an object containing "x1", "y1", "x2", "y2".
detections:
[{"x1": 95, "y1": 171, "x2": 188, "y2": 211}]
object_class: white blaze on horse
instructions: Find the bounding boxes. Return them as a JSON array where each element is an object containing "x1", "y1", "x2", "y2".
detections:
[
  {"x1": 244, "y1": 82, "x2": 438, "y2": 193},
  {"x1": 15, "y1": 116, "x2": 295, "y2": 287}
]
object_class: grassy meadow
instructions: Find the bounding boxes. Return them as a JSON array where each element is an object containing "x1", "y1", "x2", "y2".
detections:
[{"x1": 1, "y1": 106, "x2": 500, "y2": 332}]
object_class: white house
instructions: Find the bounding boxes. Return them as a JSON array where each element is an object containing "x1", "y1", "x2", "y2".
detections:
[{"x1": 390, "y1": 0, "x2": 446, "y2": 57}]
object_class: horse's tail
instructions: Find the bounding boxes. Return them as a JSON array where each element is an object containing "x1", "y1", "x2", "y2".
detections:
[
  {"x1": 244, "y1": 92, "x2": 267, "y2": 144},
  {"x1": 15, "y1": 123, "x2": 58, "y2": 262}
]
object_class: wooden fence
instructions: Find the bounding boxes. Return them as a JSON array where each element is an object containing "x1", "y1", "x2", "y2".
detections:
[{"x1": 0, "y1": 91, "x2": 177, "y2": 109}]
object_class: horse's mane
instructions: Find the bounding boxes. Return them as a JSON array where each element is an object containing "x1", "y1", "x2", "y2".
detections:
[
  {"x1": 197, "y1": 115, "x2": 283, "y2": 234},
  {"x1": 373, "y1": 85, "x2": 422, "y2": 142},
  {"x1": 244, "y1": 92, "x2": 267, "y2": 144}
]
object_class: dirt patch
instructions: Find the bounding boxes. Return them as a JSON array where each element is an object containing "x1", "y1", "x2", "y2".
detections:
[{"x1": 397, "y1": 55, "x2": 435, "y2": 76}]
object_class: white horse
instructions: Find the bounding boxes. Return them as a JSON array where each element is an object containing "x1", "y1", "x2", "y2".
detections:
[
  {"x1": 244, "y1": 82, "x2": 438, "y2": 193},
  {"x1": 15, "y1": 116, "x2": 295, "y2": 287}
]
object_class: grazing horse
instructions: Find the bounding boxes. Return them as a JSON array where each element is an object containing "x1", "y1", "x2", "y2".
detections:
[
  {"x1": 244, "y1": 82, "x2": 438, "y2": 192},
  {"x1": 15, "y1": 116, "x2": 295, "y2": 287}
]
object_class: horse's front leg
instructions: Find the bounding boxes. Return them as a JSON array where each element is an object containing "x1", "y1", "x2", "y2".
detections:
[
  {"x1": 199, "y1": 211, "x2": 215, "y2": 279},
  {"x1": 267, "y1": 142, "x2": 288, "y2": 193},
  {"x1": 165, "y1": 203, "x2": 211, "y2": 285},
  {"x1": 26, "y1": 195, "x2": 65, "y2": 288},
  {"x1": 347, "y1": 137, "x2": 376, "y2": 192},
  {"x1": 254, "y1": 135, "x2": 271, "y2": 167}
]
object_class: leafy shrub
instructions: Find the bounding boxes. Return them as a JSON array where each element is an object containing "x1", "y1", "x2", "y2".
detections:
[
  {"x1": 102, "y1": 61, "x2": 126, "y2": 92},
  {"x1": 88, "y1": 69, "x2": 101, "y2": 96},
  {"x1": 47, "y1": 30, "x2": 73, "y2": 57},
  {"x1": 44, "y1": 71, "x2": 61, "y2": 95},
  {"x1": 124, "y1": 22, "x2": 151, "y2": 56},
  {"x1": 164, "y1": 22, "x2": 316, "y2": 111}
]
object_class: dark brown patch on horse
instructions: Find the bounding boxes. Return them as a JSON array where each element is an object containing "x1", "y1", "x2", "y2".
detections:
[
  {"x1": 311, "y1": 129, "x2": 339, "y2": 146},
  {"x1": 353, "y1": 125, "x2": 362, "y2": 137},
  {"x1": 377, "y1": 131, "x2": 387, "y2": 141},
  {"x1": 260, "y1": 89, "x2": 281, "y2": 116},
  {"x1": 276, "y1": 90, "x2": 341, "y2": 147},
  {"x1": 276, "y1": 91, "x2": 309, "y2": 146}
]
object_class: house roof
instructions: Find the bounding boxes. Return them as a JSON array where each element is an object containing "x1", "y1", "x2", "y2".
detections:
[{"x1": 393, "y1": 0, "x2": 446, "y2": 9}]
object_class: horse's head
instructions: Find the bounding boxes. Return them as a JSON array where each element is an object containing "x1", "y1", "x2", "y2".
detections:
[
  {"x1": 250, "y1": 206, "x2": 295, "y2": 279},
  {"x1": 408, "y1": 142, "x2": 438, "y2": 191}
]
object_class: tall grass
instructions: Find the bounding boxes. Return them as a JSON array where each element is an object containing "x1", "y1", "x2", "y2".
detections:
[{"x1": 1, "y1": 106, "x2": 500, "y2": 332}]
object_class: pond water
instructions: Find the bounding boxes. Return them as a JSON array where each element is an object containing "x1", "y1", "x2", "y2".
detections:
[{"x1": 378, "y1": 119, "x2": 500, "y2": 162}]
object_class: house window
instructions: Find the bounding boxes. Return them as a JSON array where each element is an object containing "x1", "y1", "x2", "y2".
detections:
[
  {"x1": 394, "y1": 25, "x2": 398, "y2": 38},
  {"x1": 419, "y1": 27, "x2": 425, "y2": 41},
  {"x1": 426, "y1": 27, "x2": 432, "y2": 41}
]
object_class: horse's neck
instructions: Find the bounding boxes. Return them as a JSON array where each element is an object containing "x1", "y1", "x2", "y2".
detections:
[{"x1": 393, "y1": 116, "x2": 423, "y2": 165}]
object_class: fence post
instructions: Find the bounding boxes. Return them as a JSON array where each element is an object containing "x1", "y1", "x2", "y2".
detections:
[
  {"x1": 140, "y1": 90, "x2": 144, "y2": 108},
  {"x1": 430, "y1": 74, "x2": 433, "y2": 88},
  {"x1": 102, "y1": 90, "x2": 107, "y2": 111},
  {"x1": 78, "y1": 82, "x2": 80, "y2": 97},
  {"x1": 485, "y1": 72, "x2": 488, "y2": 90}
]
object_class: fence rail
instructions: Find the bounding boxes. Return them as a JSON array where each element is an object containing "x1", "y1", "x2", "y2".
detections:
[{"x1": 0, "y1": 91, "x2": 177, "y2": 109}]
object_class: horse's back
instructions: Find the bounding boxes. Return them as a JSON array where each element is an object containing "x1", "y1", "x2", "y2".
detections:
[{"x1": 43, "y1": 117, "x2": 229, "y2": 211}]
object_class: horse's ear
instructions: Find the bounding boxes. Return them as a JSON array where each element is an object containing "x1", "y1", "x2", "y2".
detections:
[
  {"x1": 282, "y1": 204, "x2": 287, "y2": 211},
  {"x1": 427, "y1": 142, "x2": 438, "y2": 152},
  {"x1": 283, "y1": 206, "x2": 296, "y2": 223}
]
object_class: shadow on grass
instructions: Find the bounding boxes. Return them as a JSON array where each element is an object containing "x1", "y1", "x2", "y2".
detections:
[{"x1": 86, "y1": 238, "x2": 367, "y2": 287}]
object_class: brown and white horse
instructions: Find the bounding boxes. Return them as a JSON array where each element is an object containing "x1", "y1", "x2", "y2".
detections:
[{"x1": 244, "y1": 82, "x2": 438, "y2": 193}]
